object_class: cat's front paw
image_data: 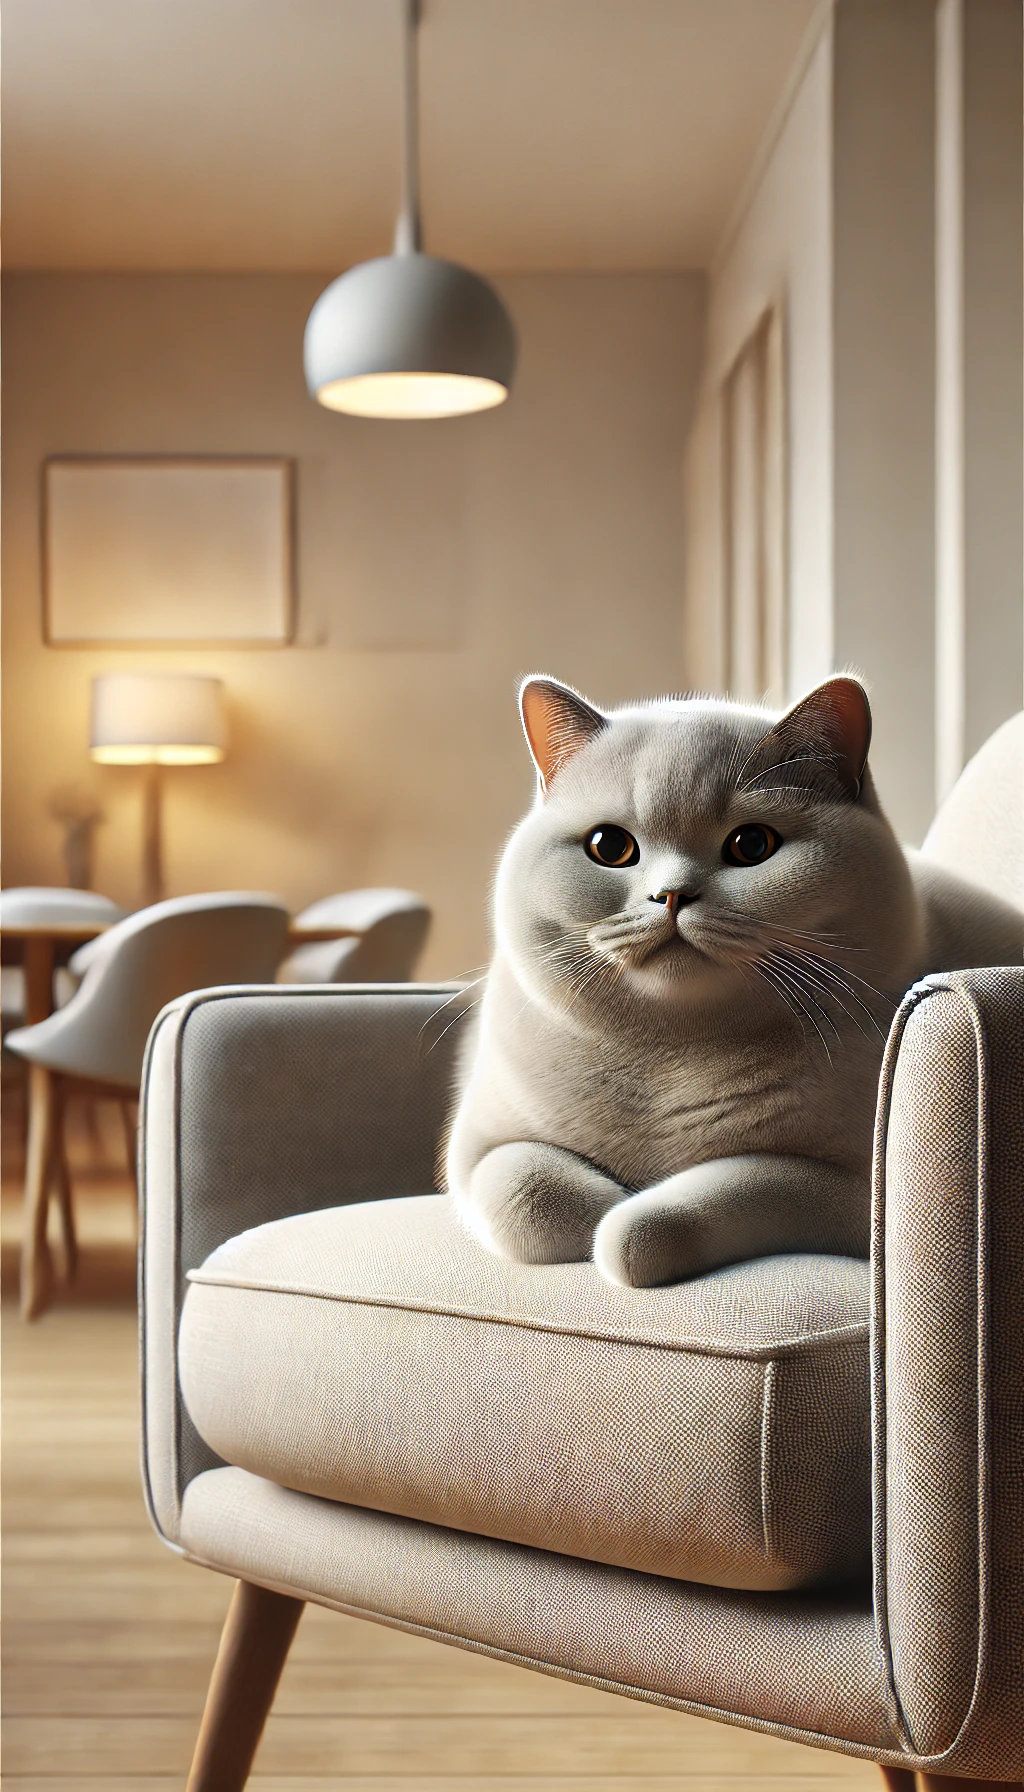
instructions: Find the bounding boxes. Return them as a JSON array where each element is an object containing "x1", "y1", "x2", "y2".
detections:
[
  {"x1": 594, "y1": 1192, "x2": 702, "y2": 1288},
  {"x1": 462, "y1": 1142, "x2": 615, "y2": 1265}
]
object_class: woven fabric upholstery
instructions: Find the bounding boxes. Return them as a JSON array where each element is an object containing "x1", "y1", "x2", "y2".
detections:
[
  {"x1": 180, "y1": 1196, "x2": 871, "y2": 1593},
  {"x1": 872, "y1": 968, "x2": 1024, "y2": 1778},
  {"x1": 138, "y1": 984, "x2": 466, "y2": 1540},
  {"x1": 179, "y1": 1466, "x2": 897, "y2": 1756}
]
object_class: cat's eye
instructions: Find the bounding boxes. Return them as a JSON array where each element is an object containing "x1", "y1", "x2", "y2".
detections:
[
  {"x1": 584, "y1": 824, "x2": 640, "y2": 868},
  {"x1": 723, "y1": 824, "x2": 780, "y2": 867}
]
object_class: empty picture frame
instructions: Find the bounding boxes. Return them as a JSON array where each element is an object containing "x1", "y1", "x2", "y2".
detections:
[{"x1": 43, "y1": 457, "x2": 295, "y2": 645}]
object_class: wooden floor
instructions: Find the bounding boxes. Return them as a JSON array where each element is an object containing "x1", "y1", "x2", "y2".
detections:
[{"x1": 2, "y1": 1094, "x2": 882, "y2": 1790}]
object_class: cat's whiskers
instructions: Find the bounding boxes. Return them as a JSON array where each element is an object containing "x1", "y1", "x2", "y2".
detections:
[
  {"x1": 519, "y1": 926, "x2": 626, "y2": 1018},
  {"x1": 758, "y1": 953, "x2": 837, "y2": 1066},
  {"x1": 692, "y1": 913, "x2": 772, "y2": 969},
  {"x1": 784, "y1": 942, "x2": 896, "y2": 1003},
  {"x1": 716, "y1": 905, "x2": 884, "y2": 988},
  {"x1": 542, "y1": 941, "x2": 625, "y2": 1023},
  {"x1": 687, "y1": 904, "x2": 891, "y2": 1055},
  {"x1": 747, "y1": 957, "x2": 818, "y2": 1052},
  {"x1": 751, "y1": 919, "x2": 898, "y2": 1013},
  {"x1": 587, "y1": 908, "x2": 674, "y2": 967},
  {"x1": 767, "y1": 950, "x2": 867, "y2": 1042},
  {"x1": 770, "y1": 942, "x2": 892, "y2": 1040},
  {"x1": 750, "y1": 964, "x2": 808, "y2": 1038},
  {"x1": 565, "y1": 954, "x2": 622, "y2": 1010},
  {"x1": 418, "y1": 970, "x2": 489, "y2": 1054},
  {"x1": 718, "y1": 909, "x2": 854, "y2": 944}
]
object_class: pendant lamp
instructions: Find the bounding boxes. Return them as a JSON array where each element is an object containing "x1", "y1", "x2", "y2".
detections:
[{"x1": 304, "y1": 0, "x2": 516, "y2": 420}]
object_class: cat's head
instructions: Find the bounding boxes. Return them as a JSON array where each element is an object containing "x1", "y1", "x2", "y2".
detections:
[{"x1": 494, "y1": 675, "x2": 921, "y2": 1030}]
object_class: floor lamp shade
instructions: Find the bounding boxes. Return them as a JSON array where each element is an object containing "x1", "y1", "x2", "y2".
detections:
[
  {"x1": 89, "y1": 674, "x2": 227, "y2": 765},
  {"x1": 304, "y1": 253, "x2": 516, "y2": 419}
]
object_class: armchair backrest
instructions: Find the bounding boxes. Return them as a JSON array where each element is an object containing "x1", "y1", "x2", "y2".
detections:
[{"x1": 921, "y1": 711, "x2": 1023, "y2": 909}]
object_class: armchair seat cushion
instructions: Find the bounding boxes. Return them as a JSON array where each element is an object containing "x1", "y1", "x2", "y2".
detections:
[{"x1": 179, "y1": 1194, "x2": 871, "y2": 1595}]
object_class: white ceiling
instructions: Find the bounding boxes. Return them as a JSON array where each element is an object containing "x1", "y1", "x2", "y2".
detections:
[{"x1": 2, "y1": 0, "x2": 821, "y2": 273}]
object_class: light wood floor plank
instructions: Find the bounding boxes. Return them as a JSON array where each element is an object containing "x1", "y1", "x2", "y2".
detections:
[
  {"x1": 2, "y1": 1781, "x2": 880, "y2": 1792},
  {"x1": 2, "y1": 1712, "x2": 882, "y2": 1778}
]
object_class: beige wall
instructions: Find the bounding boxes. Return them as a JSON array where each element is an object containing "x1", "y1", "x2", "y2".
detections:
[
  {"x1": 831, "y1": 0, "x2": 938, "y2": 844},
  {"x1": 683, "y1": 0, "x2": 1022, "y2": 846},
  {"x1": 935, "y1": 0, "x2": 1023, "y2": 797},
  {"x1": 683, "y1": 18, "x2": 834, "y2": 698},
  {"x1": 1, "y1": 271, "x2": 705, "y2": 977}
]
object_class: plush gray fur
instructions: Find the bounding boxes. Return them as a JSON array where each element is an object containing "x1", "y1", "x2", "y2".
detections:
[{"x1": 446, "y1": 675, "x2": 1023, "y2": 1287}]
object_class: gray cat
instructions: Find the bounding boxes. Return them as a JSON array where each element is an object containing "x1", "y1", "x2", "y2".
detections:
[{"x1": 447, "y1": 674, "x2": 1022, "y2": 1287}]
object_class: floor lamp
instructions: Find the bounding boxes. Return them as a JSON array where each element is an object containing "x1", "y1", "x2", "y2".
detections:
[{"x1": 90, "y1": 674, "x2": 226, "y2": 907}]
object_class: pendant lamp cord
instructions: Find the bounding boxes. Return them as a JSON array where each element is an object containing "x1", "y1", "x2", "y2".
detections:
[{"x1": 394, "y1": 0, "x2": 422, "y2": 254}]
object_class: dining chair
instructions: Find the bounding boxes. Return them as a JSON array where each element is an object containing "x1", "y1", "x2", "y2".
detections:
[
  {"x1": 0, "y1": 886, "x2": 125, "y2": 1027},
  {"x1": 1, "y1": 887, "x2": 127, "y2": 1173},
  {"x1": 277, "y1": 887, "x2": 430, "y2": 984},
  {"x1": 6, "y1": 891, "x2": 290, "y2": 1320}
]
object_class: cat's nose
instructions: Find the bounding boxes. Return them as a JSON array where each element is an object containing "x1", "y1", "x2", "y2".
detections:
[{"x1": 650, "y1": 888, "x2": 699, "y2": 914}]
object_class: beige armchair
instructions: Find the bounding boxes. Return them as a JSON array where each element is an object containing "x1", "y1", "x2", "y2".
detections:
[{"x1": 139, "y1": 721, "x2": 1023, "y2": 1792}]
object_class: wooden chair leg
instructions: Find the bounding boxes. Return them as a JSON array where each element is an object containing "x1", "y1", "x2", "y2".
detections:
[
  {"x1": 50, "y1": 1088, "x2": 78, "y2": 1284},
  {"x1": 186, "y1": 1579, "x2": 304, "y2": 1792},
  {"x1": 880, "y1": 1772, "x2": 917, "y2": 1792},
  {"x1": 51, "y1": 1118, "x2": 78, "y2": 1290},
  {"x1": 21, "y1": 1064, "x2": 56, "y2": 1321}
]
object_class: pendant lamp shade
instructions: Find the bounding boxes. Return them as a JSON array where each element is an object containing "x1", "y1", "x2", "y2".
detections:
[
  {"x1": 305, "y1": 253, "x2": 515, "y2": 418},
  {"x1": 304, "y1": 0, "x2": 516, "y2": 421}
]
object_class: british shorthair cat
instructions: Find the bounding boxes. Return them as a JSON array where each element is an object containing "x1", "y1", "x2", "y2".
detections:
[{"x1": 447, "y1": 675, "x2": 1022, "y2": 1287}]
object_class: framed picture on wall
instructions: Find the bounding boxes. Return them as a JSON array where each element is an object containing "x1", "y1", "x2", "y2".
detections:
[
  {"x1": 42, "y1": 456, "x2": 295, "y2": 645},
  {"x1": 721, "y1": 308, "x2": 787, "y2": 705}
]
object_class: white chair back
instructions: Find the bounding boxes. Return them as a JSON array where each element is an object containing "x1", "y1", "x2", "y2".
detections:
[
  {"x1": 279, "y1": 888, "x2": 430, "y2": 985},
  {"x1": 5, "y1": 892, "x2": 289, "y2": 1087}
]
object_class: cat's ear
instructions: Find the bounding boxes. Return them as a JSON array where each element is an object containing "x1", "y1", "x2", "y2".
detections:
[
  {"x1": 743, "y1": 676, "x2": 872, "y2": 801},
  {"x1": 519, "y1": 676, "x2": 607, "y2": 794}
]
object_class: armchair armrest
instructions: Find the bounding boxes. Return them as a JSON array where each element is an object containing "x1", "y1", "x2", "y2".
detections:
[
  {"x1": 871, "y1": 967, "x2": 1023, "y2": 1777},
  {"x1": 139, "y1": 983, "x2": 466, "y2": 1549}
]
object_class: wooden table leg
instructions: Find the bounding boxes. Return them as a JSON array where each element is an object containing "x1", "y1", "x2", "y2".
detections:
[
  {"x1": 21, "y1": 1063, "x2": 57, "y2": 1321},
  {"x1": 21, "y1": 935, "x2": 55, "y2": 1027},
  {"x1": 187, "y1": 1580, "x2": 304, "y2": 1790}
]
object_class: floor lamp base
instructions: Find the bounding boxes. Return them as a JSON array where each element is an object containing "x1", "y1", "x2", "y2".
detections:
[{"x1": 141, "y1": 763, "x2": 164, "y2": 909}]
